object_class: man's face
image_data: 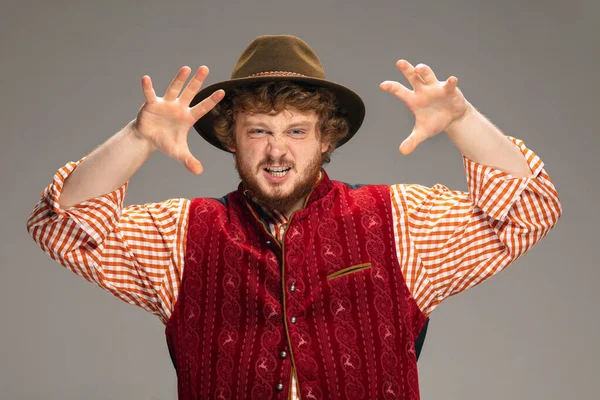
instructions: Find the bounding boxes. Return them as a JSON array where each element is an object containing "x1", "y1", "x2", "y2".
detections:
[{"x1": 230, "y1": 108, "x2": 329, "y2": 212}]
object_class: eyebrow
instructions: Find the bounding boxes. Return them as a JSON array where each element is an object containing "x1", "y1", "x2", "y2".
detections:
[{"x1": 241, "y1": 120, "x2": 315, "y2": 129}]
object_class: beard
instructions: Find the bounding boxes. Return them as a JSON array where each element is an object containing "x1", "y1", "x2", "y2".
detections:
[{"x1": 235, "y1": 149, "x2": 323, "y2": 212}]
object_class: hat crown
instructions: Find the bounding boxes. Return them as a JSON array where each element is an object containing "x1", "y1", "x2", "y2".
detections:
[
  {"x1": 191, "y1": 34, "x2": 365, "y2": 152},
  {"x1": 231, "y1": 35, "x2": 326, "y2": 79}
]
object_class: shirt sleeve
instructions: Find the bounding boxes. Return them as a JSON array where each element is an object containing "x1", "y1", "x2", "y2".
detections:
[
  {"x1": 390, "y1": 136, "x2": 562, "y2": 316},
  {"x1": 26, "y1": 158, "x2": 190, "y2": 324}
]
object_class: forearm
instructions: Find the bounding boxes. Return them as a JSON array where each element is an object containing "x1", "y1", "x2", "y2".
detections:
[
  {"x1": 446, "y1": 104, "x2": 532, "y2": 178},
  {"x1": 59, "y1": 120, "x2": 156, "y2": 209}
]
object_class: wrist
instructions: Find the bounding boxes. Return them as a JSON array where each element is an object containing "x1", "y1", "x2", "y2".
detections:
[
  {"x1": 445, "y1": 102, "x2": 475, "y2": 137},
  {"x1": 128, "y1": 119, "x2": 157, "y2": 153}
]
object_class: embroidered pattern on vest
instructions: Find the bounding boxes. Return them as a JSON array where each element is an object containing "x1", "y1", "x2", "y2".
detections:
[{"x1": 166, "y1": 171, "x2": 427, "y2": 400}]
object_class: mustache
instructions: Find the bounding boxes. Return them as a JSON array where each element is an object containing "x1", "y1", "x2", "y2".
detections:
[{"x1": 257, "y1": 158, "x2": 295, "y2": 169}]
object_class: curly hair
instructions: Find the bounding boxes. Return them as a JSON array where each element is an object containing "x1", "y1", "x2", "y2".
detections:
[{"x1": 212, "y1": 81, "x2": 349, "y2": 164}]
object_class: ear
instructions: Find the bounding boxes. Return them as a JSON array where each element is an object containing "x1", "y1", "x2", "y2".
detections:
[
  {"x1": 227, "y1": 144, "x2": 236, "y2": 153},
  {"x1": 320, "y1": 140, "x2": 330, "y2": 153}
]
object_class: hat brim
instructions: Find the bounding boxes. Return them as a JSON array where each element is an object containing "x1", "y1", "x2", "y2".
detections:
[{"x1": 190, "y1": 75, "x2": 365, "y2": 153}]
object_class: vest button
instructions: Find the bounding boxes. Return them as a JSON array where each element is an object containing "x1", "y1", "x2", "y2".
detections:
[
  {"x1": 265, "y1": 240, "x2": 271, "y2": 245},
  {"x1": 280, "y1": 351, "x2": 287, "y2": 359},
  {"x1": 290, "y1": 316, "x2": 297, "y2": 324},
  {"x1": 290, "y1": 285, "x2": 296, "y2": 292},
  {"x1": 276, "y1": 383, "x2": 284, "y2": 391}
]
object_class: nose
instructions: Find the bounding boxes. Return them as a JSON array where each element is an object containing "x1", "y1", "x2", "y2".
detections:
[{"x1": 266, "y1": 134, "x2": 288, "y2": 160}]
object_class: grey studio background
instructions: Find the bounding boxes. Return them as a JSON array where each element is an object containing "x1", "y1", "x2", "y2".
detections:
[{"x1": 1, "y1": 0, "x2": 597, "y2": 399}]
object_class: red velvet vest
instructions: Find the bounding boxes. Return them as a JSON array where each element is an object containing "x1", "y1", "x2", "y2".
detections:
[{"x1": 165, "y1": 172, "x2": 427, "y2": 399}]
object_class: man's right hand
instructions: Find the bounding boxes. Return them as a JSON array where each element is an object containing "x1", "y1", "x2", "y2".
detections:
[{"x1": 133, "y1": 66, "x2": 225, "y2": 174}]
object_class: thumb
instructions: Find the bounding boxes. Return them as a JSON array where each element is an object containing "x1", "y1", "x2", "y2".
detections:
[
  {"x1": 399, "y1": 128, "x2": 425, "y2": 155},
  {"x1": 181, "y1": 151, "x2": 204, "y2": 175}
]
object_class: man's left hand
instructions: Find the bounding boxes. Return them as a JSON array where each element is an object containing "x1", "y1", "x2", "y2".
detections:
[{"x1": 380, "y1": 60, "x2": 472, "y2": 155}]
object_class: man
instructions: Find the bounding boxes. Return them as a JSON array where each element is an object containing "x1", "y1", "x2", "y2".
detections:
[{"x1": 27, "y1": 35, "x2": 561, "y2": 399}]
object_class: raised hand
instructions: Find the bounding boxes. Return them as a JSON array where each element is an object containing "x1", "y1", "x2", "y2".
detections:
[
  {"x1": 133, "y1": 66, "x2": 225, "y2": 174},
  {"x1": 380, "y1": 60, "x2": 471, "y2": 155}
]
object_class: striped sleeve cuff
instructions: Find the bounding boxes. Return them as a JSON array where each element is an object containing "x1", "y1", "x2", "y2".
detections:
[
  {"x1": 463, "y1": 136, "x2": 545, "y2": 221},
  {"x1": 44, "y1": 158, "x2": 129, "y2": 246}
]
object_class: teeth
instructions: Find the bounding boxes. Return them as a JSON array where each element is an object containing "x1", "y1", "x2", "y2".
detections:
[
  {"x1": 265, "y1": 166, "x2": 290, "y2": 177},
  {"x1": 266, "y1": 166, "x2": 290, "y2": 172}
]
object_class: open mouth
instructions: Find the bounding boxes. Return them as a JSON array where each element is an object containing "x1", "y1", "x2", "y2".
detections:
[{"x1": 264, "y1": 166, "x2": 291, "y2": 177}]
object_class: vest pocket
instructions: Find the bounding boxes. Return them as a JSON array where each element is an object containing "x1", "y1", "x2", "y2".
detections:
[{"x1": 327, "y1": 263, "x2": 372, "y2": 281}]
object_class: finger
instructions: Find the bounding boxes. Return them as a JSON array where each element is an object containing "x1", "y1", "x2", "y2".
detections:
[
  {"x1": 396, "y1": 59, "x2": 425, "y2": 89},
  {"x1": 379, "y1": 80, "x2": 412, "y2": 101},
  {"x1": 179, "y1": 66, "x2": 210, "y2": 106},
  {"x1": 164, "y1": 66, "x2": 192, "y2": 101},
  {"x1": 190, "y1": 89, "x2": 226, "y2": 121},
  {"x1": 414, "y1": 63, "x2": 438, "y2": 85},
  {"x1": 141, "y1": 75, "x2": 158, "y2": 103},
  {"x1": 399, "y1": 128, "x2": 425, "y2": 155},
  {"x1": 443, "y1": 76, "x2": 459, "y2": 93},
  {"x1": 180, "y1": 149, "x2": 204, "y2": 175}
]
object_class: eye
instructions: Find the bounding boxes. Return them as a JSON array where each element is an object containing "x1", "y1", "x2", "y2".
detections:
[
  {"x1": 249, "y1": 129, "x2": 266, "y2": 135},
  {"x1": 290, "y1": 129, "x2": 305, "y2": 135}
]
